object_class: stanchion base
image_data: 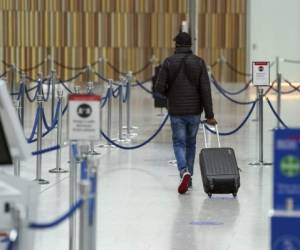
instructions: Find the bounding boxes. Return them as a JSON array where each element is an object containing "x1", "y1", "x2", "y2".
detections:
[
  {"x1": 248, "y1": 161, "x2": 273, "y2": 166},
  {"x1": 122, "y1": 126, "x2": 139, "y2": 130},
  {"x1": 95, "y1": 143, "x2": 106, "y2": 148},
  {"x1": 34, "y1": 178, "x2": 50, "y2": 185},
  {"x1": 157, "y1": 113, "x2": 165, "y2": 117},
  {"x1": 88, "y1": 150, "x2": 101, "y2": 156},
  {"x1": 49, "y1": 168, "x2": 69, "y2": 173},
  {"x1": 101, "y1": 144, "x2": 116, "y2": 148},
  {"x1": 168, "y1": 160, "x2": 177, "y2": 166},
  {"x1": 115, "y1": 138, "x2": 126, "y2": 142},
  {"x1": 252, "y1": 118, "x2": 258, "y2": 122}
]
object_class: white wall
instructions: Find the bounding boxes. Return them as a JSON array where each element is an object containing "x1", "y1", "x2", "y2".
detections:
[{"x1": 248, "y1": 0, "x2": 300, "y2": 81}]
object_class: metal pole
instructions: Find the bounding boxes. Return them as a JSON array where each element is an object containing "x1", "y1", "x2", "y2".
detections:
[
  {"x1": 74, "y1": 85, "x2": 80, "y2": 94},
  {"x1": 35, "y1": 94, "x2": 50, "y2": 184},
  {"x1": 98, "y1": 57, "x2": 104, "y2": 85},
  {"x1": 49, "y1": 89, "x2": 68, "y2": 173},
  {"x1": 258, "y1": 88, "x2": 264, "y2": 163},
  {"x1": 50, "y1": 70, "x2": 57, "y2": 122},
  {"x1": 252, "y1": 87, "x2": 259, "y2": 122},
  {"x1": 19, "y1": 74, "x2": 26, "y2": 127},
  {"x1": 87, "y1": 81, "x2": 101, "y2": 155},
  {"x1": 87, "y1": 155, "x2": 99, "y2": 250},
  {"x1": 126, "y1": 73, "x2": 132, "y2": 139},
  {"x1": 220, "y1": 53, "x2": 225, "y2": 83},
  {"x1": 13, "y1": 99, "x2": 21, "y2": 176},
  {"x1": 69, "y1": 141, "x2": 78, "y2": 250},
  {"x1": 79, "y1": 179, "x2": 90, "y2": 250},
  {"x1": 276, "y1": 56, "x2": 282, "y2": 129},
  {"x1": 9, "y1": 65, "x2": 16, "y2": 96},
  {"x1": 249, "y1": 88, "x2": 272, "y2": 166},
  {"x1": 107, "y1": 79, "x2": 113, "y2": 146},
  {"x1": 86, "y1": 64, "x2": 92, "y2": 83},
  {"x1": 116, "y1": 80, "x2": 125, "y2": 142}
]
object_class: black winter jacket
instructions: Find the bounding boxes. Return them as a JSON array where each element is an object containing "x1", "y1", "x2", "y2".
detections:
[{"x1": 154, "y1": 47, "x2": 214, "y2": 118}]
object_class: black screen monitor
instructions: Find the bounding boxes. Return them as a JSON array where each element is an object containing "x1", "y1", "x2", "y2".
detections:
[{"x1": 0, "y1": 118, "x2": 12, "y2": 165}]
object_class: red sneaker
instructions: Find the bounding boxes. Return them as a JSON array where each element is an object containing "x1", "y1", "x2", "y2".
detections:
[{"x1": 178, "y1": 172, "x2": 191, "y2": 194}]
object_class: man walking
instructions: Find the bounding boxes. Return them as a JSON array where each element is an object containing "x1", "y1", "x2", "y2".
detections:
[{"x1": 155, "y1": 32, "x2": 217, "y2": 194}]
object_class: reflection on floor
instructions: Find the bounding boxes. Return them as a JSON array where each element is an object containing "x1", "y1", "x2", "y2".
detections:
[{"x1": 4, "y1": 81, "x2": 300, "y2": 250}]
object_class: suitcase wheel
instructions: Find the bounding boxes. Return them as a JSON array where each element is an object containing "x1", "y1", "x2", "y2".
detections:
[
  {"x1": 208, "y1": 192, "x2": 212, "y2": 198},
  {"x1": 232, "y1": 192, "x2": 237, "y2": 198}
]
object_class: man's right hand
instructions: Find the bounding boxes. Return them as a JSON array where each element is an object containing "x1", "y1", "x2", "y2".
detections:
[{"x1": 206, "y1": 118, "x2": 218, "y2": 126}]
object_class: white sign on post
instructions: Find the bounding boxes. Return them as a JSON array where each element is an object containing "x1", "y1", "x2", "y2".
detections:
[
  {"x1": 68, "y1": 94, "x2": 101, "y2": 141},
  {"x1": 252, "y1": 61, "x2": 270, "y2": 86}
]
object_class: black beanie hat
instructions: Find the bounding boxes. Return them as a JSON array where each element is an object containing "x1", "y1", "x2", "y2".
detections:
[{"x1": 173, "y1": 32, "x2": 192, "y2": 47}]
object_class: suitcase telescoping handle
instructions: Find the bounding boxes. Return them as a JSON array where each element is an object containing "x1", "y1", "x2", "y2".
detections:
[{"x1": 202, "y1": 121, "x2": 221, "y2": 148}]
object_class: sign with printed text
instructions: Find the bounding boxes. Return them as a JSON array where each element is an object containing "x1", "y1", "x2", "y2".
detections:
[
  {"x1": 271, "y1": 213, "x2": 300, "y2": 250},
  {"x1": 252, "y1": 61, "x2": 270, "y2": 86},
  {"x1": 68, "y1": 94, "x2": 101, "y2": 141},
  {"x1": 274, "y1": 129, "x2": 300, "y2": 210}
]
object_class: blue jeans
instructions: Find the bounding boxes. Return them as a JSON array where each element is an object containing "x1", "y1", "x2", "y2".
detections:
[{"x1": 170, "y1": 115, "x2": 201, "y2": 176}]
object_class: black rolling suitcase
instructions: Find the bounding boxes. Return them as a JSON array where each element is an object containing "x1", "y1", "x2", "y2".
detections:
[{"x1": 199, "y1": 123, "x2": 240, "y2": 198}]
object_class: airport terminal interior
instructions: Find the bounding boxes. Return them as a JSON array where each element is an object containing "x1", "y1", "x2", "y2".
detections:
[{"x1": 0, "y1": 1, "x2": 300, "y2": 250}]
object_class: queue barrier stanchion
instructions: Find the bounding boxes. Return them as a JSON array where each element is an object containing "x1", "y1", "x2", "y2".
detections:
[
  {"x1": 86, "y1": 155, "x2": 98, "y2": 250},
  {"x1": 123, "y1": 71, "x2": 138, "y2": 141},
  {"x1": 116, "y1": 78, "x2": 125, "y2": 142},
  {"x1": 69, "y1": 142, "x2": 80, "y2": 250},
  {"x1": 13, "y1": 99, "x2": 21, "y2": 177},
  {"x1": 69, "y1": 142, "x2": 79, "y2": 250},
  {"x1": 8, "y1": 64, "x2": 16, "y2": 96},
  {"x1": 249, "y1": 87, "x2": 272, "y2": 166},
  {"x1": 86, "y1": 81, "x2": 101, "y2": 155},
  {"x1": 19, "y1": 73, "x2": 26, "y2": 127},
  {"x1": 79, "y1": 171, "x2": 90, "y2": 250},
  {"x1": 105, "y1": 79, "x2": 115, "y2": 148},
  {"x1": 50, "y1": 69, "x2": 57, "y2": 122},
  {"x1": 125, "y1": 72, "x2": 132, "y2": 140},
  {"x1": 49, "y1": 89, "x2": 68, "y2": 174},
  {"x1": 220, "y1": 56, "x2": 225, "y2": 83},
  {"x1": 252, "y1": 87, "x2": 259, "y2": 122},
  {"x1": 276, "y1": 73, "x2": 282, "y2": 128},
  {"x1": 78, "y1": 145, "x2": 90, "y2": 250},
  {"x1": 35, "y1": 94, "x2": 50, "y2": 184},
  {"x1": 96, "y1": 90, "x2": 106, "y2": 148},
  {"x1": 74, "y1": 85, "x2": 80, "y2": 94}
]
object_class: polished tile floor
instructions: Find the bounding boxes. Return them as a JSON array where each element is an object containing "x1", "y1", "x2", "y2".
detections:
[{"x1": 2, "y1": 79, "x2": 300, "y2": 250}]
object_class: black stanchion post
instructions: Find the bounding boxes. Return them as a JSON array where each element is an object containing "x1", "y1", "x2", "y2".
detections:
[
  {"x1": 49, "y1": 89, "x2": 68, "y2": 173},
  {"x1": 249, "y1": 87, "x2": 272, "y2": 166}
]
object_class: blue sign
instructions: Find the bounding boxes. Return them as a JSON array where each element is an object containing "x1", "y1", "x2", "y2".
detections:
[
  {"x1": 274, "y1": 129, "x2": 300, "y2": 210},
  {"x1": 271, "y1": 214, "x2": 300, "y2": 250}
]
